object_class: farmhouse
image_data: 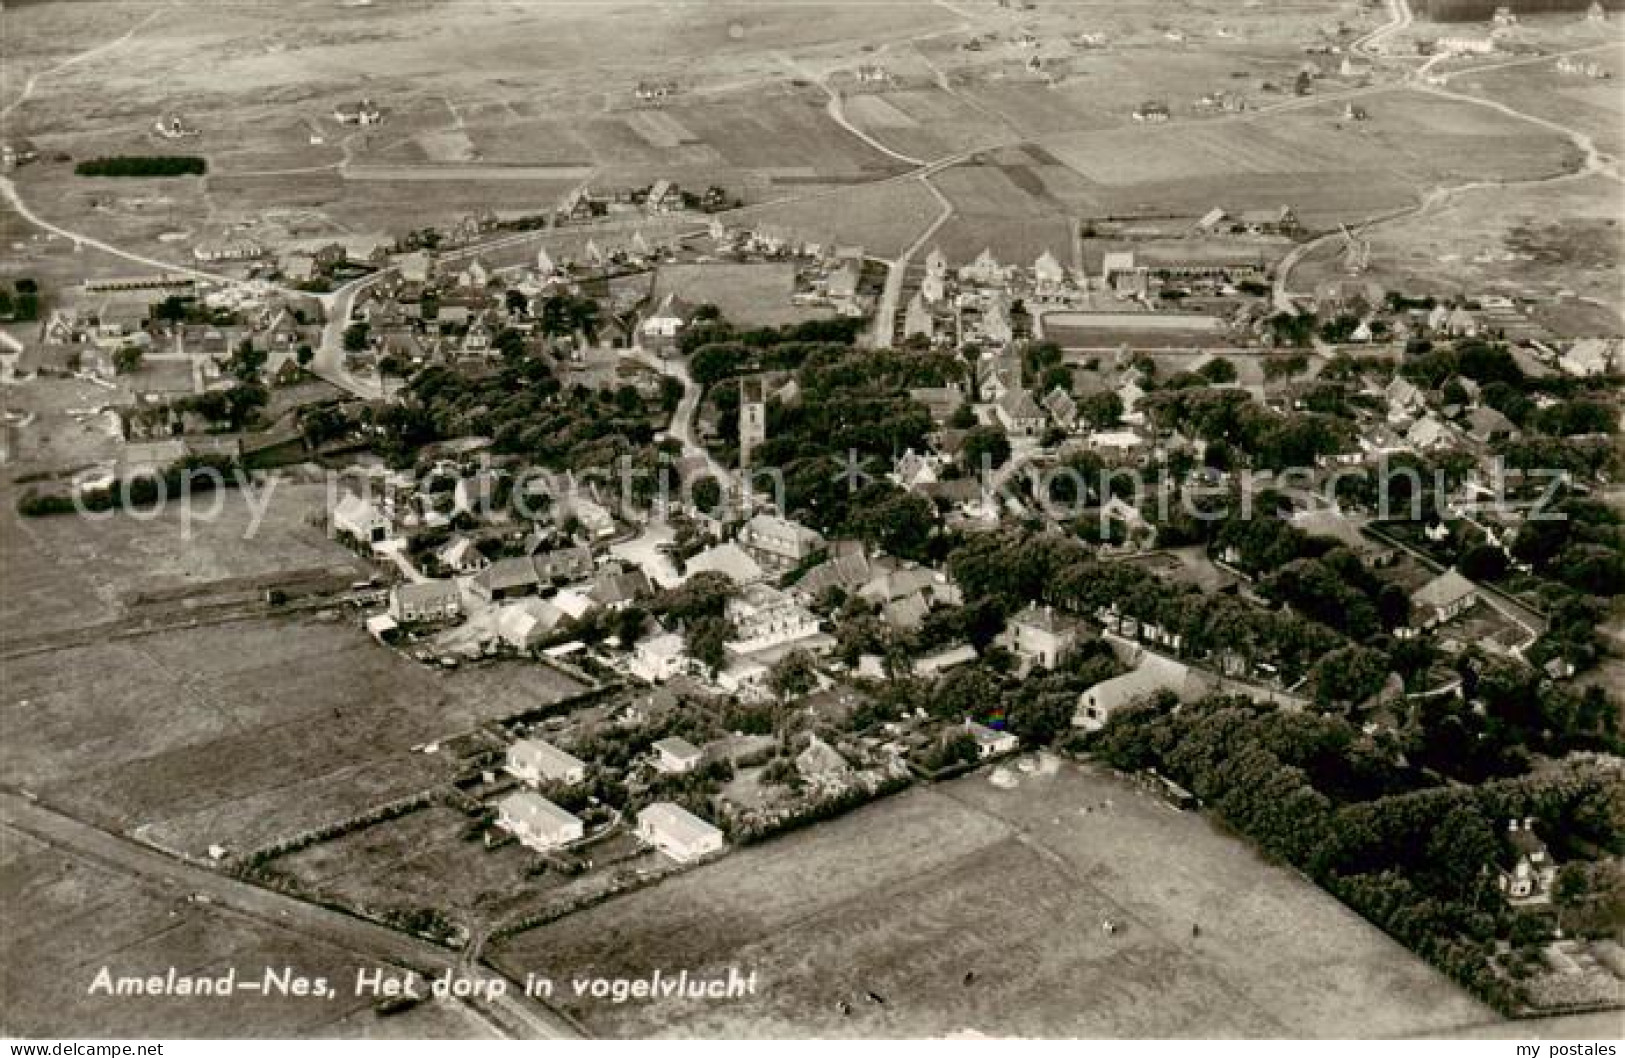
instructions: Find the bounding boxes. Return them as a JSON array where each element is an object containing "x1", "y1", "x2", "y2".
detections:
[
  {"x1": 471, "y1": 557, "x2": 541, "y2": 602},
  {"x1": 497, "y1": 792, "x2": 583, "y2": 851},
  {"x1": 388, "y1": 580, "x2": 463, "y2": 624},
  {"x1": 652, "y1": 736, "x2": 705, "y2": 775},
  {"x1": 1410, "y1": 568, "x2": 1479, "y2": 630},
  {"x1": 638, "y1": 802, "x2": 724, "y2": 863},
  {"x1": 641, "y1": 292, "x2": 693, "y2": 345},
  {"x1": 333, "y1": 98, "x2": 383, "y2": 126},
  {"x1": 1560, "y1": 338, "x2": 1619, "y2": 377},
  {"x1": 436, "y1": 534, "x2": 489, "y2": 574},
  {"x1": 507, "y1": 738, "x2": 587, "y2": 785},
  {"x1": 1133, "y1": 101, "x2": 1172, "y2": 123}
]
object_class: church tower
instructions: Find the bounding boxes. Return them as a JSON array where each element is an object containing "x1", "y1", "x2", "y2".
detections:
[{"x1": 739, "y1": 377, "x2": 767, "y2": 467}]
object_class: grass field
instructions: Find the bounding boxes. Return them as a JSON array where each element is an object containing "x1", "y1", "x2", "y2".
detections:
[
  {"x1": 0, "y1": 820, "x2": 499, "y2": 1039},
  {"x1": 2, "y1": 618, "x2": 585, "y2": 859},
  {"x1": 489, "y1": 758, "x2": 1492, "y2": 1039},
  {"x1": 0, "y1": 480, "x2": 363, "y2": 636},
  {"x1": 651, "y1": 263, "x2": 831, "y2": 328},
  {"x1": 727, "y1": 177, "x2": 943, "y2": 260},
  {"x1": 0, "y1": 481, "x2": 585, "y2": 857}
]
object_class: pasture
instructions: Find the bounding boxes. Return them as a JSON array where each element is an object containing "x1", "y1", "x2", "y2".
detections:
[
  {"x1": 0, "y1": 824, "x2": 486, "y2": 1038},
  {"x1": 727, "y1": 177, "x2": 943, "y2": 260},
  {"x1": 489, "y1": 758, "x2": 1492, "y2": 1039},
  {"x1": 1, "y1": 616, "x2": 585, "y2": 859},
  {"x1": 651, "y1": 264, "x2": 831, "y2": 328}
]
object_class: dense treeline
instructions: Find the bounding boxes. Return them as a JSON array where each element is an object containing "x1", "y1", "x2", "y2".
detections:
[
  {"x1": 1419, "y1": 0, "x2": 1617, "y2": 19},
  {"x1": 1092, "y1": 694, "x2": 1625, "y2": 1012},
  {"x1": 75, "y1": 155, "x2": 207, "y2": 177}
]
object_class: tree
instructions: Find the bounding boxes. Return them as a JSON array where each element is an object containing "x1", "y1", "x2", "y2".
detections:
[
  {"x1": 684, "y1": 615, "x2": 731, "y2": 675},
  {"x1": 112, "y1": 344, "x2": 144, "y2": 375},
  {"x1": 1197, "y1": 357, "x2": 1238, "y2": 384},
  {"x1": 1076, "y1": 391, "x2": 1123, "y2": 430},
  {"x1": 962, "y1": 425, "x2": 1011, "y2": 470},
  {"x1": 295, "y1": 344, "x2": 315, "y2": 369},
  {"x1": 228, "y1": 340, "x2": 268, "y2": 383},
  {"x1": 342, "y1": 322, "x2": 371, "y2": 353},
  {"x1": 767, "y1": 649, "x2": 819, "y2": 701},
  {"x1": 1310, "y1": 645, "x2": 1390, "y2": 707}
]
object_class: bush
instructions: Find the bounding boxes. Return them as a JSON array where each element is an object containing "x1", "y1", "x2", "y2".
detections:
[{"x1": 75, "y1": 155, "x2": 207, "y2": 177}]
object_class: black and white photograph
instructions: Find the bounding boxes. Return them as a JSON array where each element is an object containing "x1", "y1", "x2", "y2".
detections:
[{"x1": 0, "y1": 0, "x2": 1622, "y2": 1046}]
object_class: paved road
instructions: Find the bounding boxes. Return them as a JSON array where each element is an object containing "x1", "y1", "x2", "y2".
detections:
[{"x1": 0, "y1": 791, "x2": 581, "y2": 1040}]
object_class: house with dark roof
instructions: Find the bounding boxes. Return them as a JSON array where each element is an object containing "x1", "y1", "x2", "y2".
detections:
[{"x1": 1497, "y1": 818, "x2": 1558, "y2": 906}]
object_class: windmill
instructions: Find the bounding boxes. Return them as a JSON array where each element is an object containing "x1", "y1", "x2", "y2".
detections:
[{"x1": 1339, "y1": 222, "x2": 1371, "y2": 275}]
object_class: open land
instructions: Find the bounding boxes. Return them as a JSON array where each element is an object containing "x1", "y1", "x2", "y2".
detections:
[
  {"x1": 0, "y1": 819, "x2": 500, "y2": 1039},
  {"x1": 490, "y1": 758, "x2": 1492, "y2": 1039},
  {"x1": 650, "y1": 263, "x2": 831, "y2": 328}
]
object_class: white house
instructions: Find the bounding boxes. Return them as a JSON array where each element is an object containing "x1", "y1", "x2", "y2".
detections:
[
  {"x1": 631, "y1": 632, "x2": 689, "y2": 683},
  {"x1": 507, "y1": 738, "x2": 587, "y2": 785},
  {"x1": 1410, "y1": 568, "x2": 1478, "y2": 630},
  {"x1": 738, "y1": 513, "x2": 826, "y2": 572},
  {"x1": 641, "y1": 292, "x2": 691, "y2": 343},
  {"x1": 497, "y1": 791, "x2": 583, "y2": 851},
  {"x1": 1001, "y1": 603, "x2": 1081, "y2": 670},
  {"x1": 964, "y1": 720, "x2": 1018, "y2": 759},
  {"x1": 652, "y1": 736, "x2": 704, "y2": 775},
  {"x1": 1074, "y1": 650, "x2": 1210, "y2": 731},
  {"x1": 725, "y1": 584, "x2": 821, "y2": 654},
  {"x1": 389, "y1": 580, "x2": 463, "y2": 624},
  {"x1": 332, "y1": 491, "x2": 392, "y2": 545},
  {"x1": 637, "y1": 802, "x2": 724, "y2": 863},
  {"x1": 437, "y1": 534, "x2": 489, "y2": 574},
  {"x1": 496, "y1": 598, "x2": 565, "y2": 650}
]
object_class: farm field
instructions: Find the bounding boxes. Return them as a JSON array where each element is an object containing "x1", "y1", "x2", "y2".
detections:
[
  {"x1": 1033, "y1": 91, "x2": 1580, "y2": 226},
  {"x1": 490, "y1": 759, "x2": 1493, "y2": 1039},
  {"x1": 0, "y1": 822, "x2": 489, "y2": 1039},
  {"x1": 1447, "y1": 48, "x2": 1625, "y2": 163},
  {"x1": 727, "y1": 177, "x2": 943, "y2": 260},
  {"x1": 651, "y1": 264, "x2": 831, "y2": 328},
  {"x1": 1, "y1": 615, "x2": 585, "y2": 859}
]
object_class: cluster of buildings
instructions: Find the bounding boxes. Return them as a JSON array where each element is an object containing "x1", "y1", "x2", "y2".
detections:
[{"x1": 496, "y1": 735, "x2": 723, "y2": 862}]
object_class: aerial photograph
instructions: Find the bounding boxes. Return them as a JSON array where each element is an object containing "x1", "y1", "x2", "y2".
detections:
[{"x1": 0, "y1": 0, "x2": 1622, "y2": 1044}]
